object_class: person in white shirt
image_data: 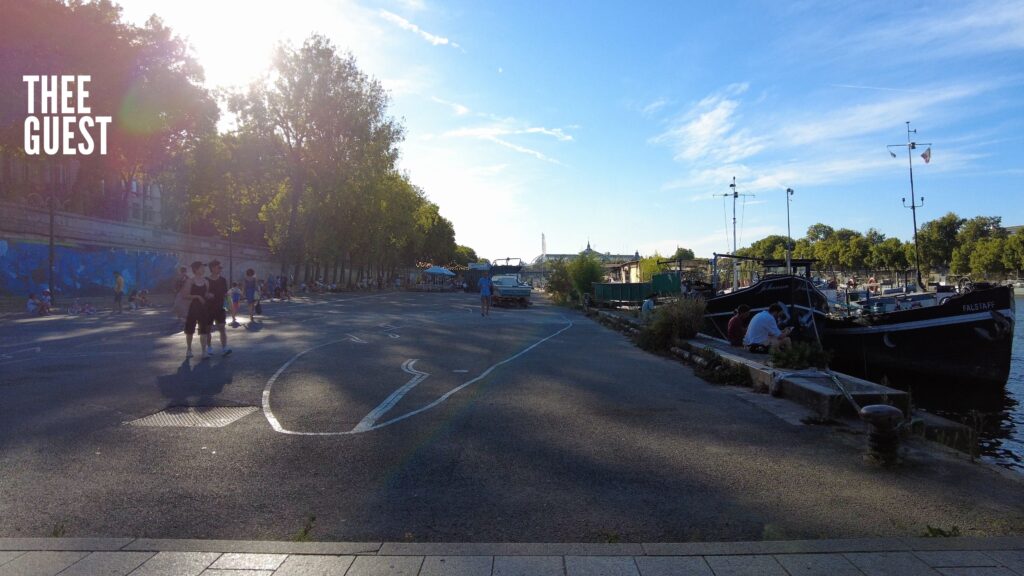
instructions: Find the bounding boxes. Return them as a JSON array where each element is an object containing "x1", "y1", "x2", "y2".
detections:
[
  {"x1": 743, "y1": 303, "x2": 792, "y2": 353},
  {"x1": 640, "y1": 294, "x2": 656, "y2": 323}
]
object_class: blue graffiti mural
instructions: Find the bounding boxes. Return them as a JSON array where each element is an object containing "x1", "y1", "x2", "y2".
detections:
[{"x1": 0, "y1": 238, "x2": 179, "y2": 298}]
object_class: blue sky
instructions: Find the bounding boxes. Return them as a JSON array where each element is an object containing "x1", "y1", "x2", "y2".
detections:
[{"x1": 120, "y1": 0, "x2": 1024, "y2": 262}]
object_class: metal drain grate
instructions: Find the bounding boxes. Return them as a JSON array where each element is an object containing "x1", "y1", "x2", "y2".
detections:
[{"x1": 127, "y1": 406, "x2": 258, "y2": 428}]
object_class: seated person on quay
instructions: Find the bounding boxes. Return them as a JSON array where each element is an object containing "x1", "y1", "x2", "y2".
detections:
[
  {"x1": 726, "y1": 304, "x2": 751, "y2": 346},
  {"x1": 742, "y1": 303, "x2": 792, "y2": 353}
]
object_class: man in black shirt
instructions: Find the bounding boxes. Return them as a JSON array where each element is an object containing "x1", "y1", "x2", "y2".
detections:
[{"x1": 206, "y1": 260, "x2": 232, "y2": 357}]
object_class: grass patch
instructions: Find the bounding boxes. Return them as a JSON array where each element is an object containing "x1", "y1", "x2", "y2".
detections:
[
  {"x1": 692, "y1": 347, "x2": 753, "y2": 387},
  {"x1": 770, "y1": 341, "x2": 832, "y2": 370},
  {"x1": 637, "y1": 298, "x2": 706, "y2": 352},
  {"x1": 922, "y1": 525, "x2": 962, "y2": 538},
  {"x1": 291, "y1": 515, "x2": 316, "y2": 542},
  {"x1": 50, "y1": 521, "x2": 67, "y2": 538}
]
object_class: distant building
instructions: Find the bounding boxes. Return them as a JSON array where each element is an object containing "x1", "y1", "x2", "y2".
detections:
[
  {"x1": 531, "y1": 241, "x2": 638, "y2": 266},
  {"x1": 1007, "y1": 225, "x2": 1022, "y2": 235}
]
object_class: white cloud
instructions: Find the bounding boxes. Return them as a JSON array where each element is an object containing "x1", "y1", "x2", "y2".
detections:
[
  {"x1": 379, "y1": 10, "x2": 461, "y2": 49},
  {"x1": 431, "y1": 96, "x2": 470, "y2": 116},
  {"x1": 641, "y1": 97, "x2": 669, "y2": 117},
  {"x1": 489, "y1": 138, "x2": 562, "y2": 165},
  {"x1": 394, "y1": 0, "x2": 426, "y2": 11},
  {"x1": 849, "y1": 0, "x2": 1024, "y2": 60},
  {"x1": 651, "y1": 85, "x2": 765, "y2": 165},
  {"x1": 442, "y1": 117, "x2": 575, "y2": 163}
]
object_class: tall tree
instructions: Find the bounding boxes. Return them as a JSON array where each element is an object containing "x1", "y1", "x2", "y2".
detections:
[
  {"x1": 230, "y1": 35, "x2": 403, "y2": 272},
  {"x1": 916, "y1": 212, "x2": 964, "y2": 271}
]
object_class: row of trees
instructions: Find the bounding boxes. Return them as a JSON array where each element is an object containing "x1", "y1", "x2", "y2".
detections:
[
  {"x1": 1, "y1": 1, "x2": 477, "y2": 283},
  {"x1": 736, "y1": 213, "x2": 1023, "y2": 279}
]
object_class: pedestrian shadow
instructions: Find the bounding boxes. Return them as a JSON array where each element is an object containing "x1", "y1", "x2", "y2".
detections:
[
  {"x1": 245, "y1": 321, "x2": 264, "y2": 332},
  {"x1": 156, "y1": 358, "x2": 234, "y2": 407}
]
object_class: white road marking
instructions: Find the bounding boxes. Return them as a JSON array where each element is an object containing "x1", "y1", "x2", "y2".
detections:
[
  {"x1": 453, "y1": 369, "x2": 469, "y2": 373},
  {"x1": 261, "y1": 317, "x2": 574, "y2": 435},
  {"x1": 368, "y1": 320, "x2": 574, "y2": 431},
  {"x1": 346, "y1": 334, "x2": 367, "y2": 344},
  {"x1": 351, "y1": 359, "x2": 430, "y2": 433},
  {"x1": 387, "y1": 333, "x2": 401, "y2": 339},
  {"x1": 261, "y1": 338, "x2": 351, "y2": 434}
]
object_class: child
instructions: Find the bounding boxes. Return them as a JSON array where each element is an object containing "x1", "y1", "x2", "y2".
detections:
[{"x1": 229, "y1": 282, "x2": 242, "y2": 327}]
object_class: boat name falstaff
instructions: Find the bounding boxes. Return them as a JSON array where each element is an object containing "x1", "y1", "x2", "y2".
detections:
[{"x1": 963, "y1": 301, "x2": 995, "y2": 312}]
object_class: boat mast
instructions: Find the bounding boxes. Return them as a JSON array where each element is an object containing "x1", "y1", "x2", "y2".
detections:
[
  {"x1": 715, "y1": 177, "x2": 754, "y2": 290},
  {"x1": 888, "y1": 122, "x2": 930, "y2": 291}
]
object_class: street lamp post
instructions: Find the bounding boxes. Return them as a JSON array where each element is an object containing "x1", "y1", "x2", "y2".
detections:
[{"x1": 48, "y1": 167, "x2": 57, "y2": 307}]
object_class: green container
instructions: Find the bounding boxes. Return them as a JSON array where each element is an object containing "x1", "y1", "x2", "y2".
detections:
[
  {"x1": 592, "y1": 282, "x2": 653, "y2": 305},
  {"x1": 652, "y1": 271, "x2": 681, "y2": 295}
]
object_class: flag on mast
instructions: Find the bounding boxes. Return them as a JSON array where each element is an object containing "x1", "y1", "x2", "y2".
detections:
[{"x1": 921, "y1": 147, "x2": 931, "y2": 164}]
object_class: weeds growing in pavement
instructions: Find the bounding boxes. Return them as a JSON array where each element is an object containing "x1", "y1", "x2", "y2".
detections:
[
  {"x1": 769, "y1": 341, "x2": 832, "y2": 370},
  {"x1": 50, "y1": 521, "x2": 66, "y2": 537},
  {"x1": 693, "y1": 347, "x2": 753, "y2": 387},
  {"x1": 292, "y1": 515, "x2": 317, "y2": 542},
  {"x1": 922, "y1": 524, "x2": 962, "y2": 537},
  {"x1": 637, "y1": 298, "x2": 706, "y2": 351}
]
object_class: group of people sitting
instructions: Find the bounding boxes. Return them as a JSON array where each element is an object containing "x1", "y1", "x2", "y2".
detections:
[
  {"x1": 25, "y1": 291, "x2": 52, "y2": 316},
  {"x1": 727, "y1": 303, "x2": 793, "y2": 353}
]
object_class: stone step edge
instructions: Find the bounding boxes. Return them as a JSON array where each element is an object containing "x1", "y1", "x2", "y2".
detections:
[{"x1": 0, "y1": 536, "x2": 1021, "y2": 555}]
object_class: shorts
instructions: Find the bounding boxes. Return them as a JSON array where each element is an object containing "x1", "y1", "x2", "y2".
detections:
[
  {"x1": 748, "y1": 344, "x2": 770, "y2": 354},
  {"x1": 208, "y1": 306, "x2": 227, "y2": 326},
  {"x1": 114, "y1": 290, "x2": 123, "y2": 303},
  {"x1": 185, "y1": 304, "x2": 210, "y2": 335},
  {"x1": 245, "y1": 290, "x2": 256, "y2": 302}
]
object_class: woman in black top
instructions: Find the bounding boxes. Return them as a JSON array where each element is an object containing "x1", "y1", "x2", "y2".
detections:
[{"x1": 183, "y1": 261, "x2": 212, "y2": 359}]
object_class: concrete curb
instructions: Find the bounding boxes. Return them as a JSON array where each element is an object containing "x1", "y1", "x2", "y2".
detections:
[{"x1": 1, "y1": 537, "x2": 1022, "y2": 556}]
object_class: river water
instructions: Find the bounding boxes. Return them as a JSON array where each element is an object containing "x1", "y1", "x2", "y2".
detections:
[{"x1": 930, "y1": 293, "x2": 1023, "y2": 472}]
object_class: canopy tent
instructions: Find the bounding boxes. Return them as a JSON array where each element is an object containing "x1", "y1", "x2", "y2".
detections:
[{"x1": 423, "y1": 265, "x2": 455, "y2": 277}]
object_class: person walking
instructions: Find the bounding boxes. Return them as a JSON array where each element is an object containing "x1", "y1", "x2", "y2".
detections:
[
  {"x1": 112, "y1": 271, "x2": 124, "y2": 313},
  {"x1": 228, "y1": 282, "x2": 242, "y2": 327},
  {"x1": 280, "y1": 274, "x2": 290, "y2": 300},
  {"x1": 182, "y1": 261, "x2": 212, "y2": 359},
  {"x1": 206, "y1": 260, "x2": 232, "y2": 357},
  {"x1": 478, "y1": 271, "x2": 494, "y2": 317},
  {"x1": 243, "y1": 268, "x2": 259, "y2": 324}
]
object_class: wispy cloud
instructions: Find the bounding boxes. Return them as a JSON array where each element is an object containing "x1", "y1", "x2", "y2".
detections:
[
  {"x1": 442, "y1": 117, "x2": 575, "y2": 163},
  {"x1": 393, "y1": 0, "x2": 426, "y2": 11},
  {"x1": 431, "y1": 96, "x2": 470, "y2": 115},
  {"x1": 850, "y1": 0, "x2": 1024, "y2": 60},
  {"x1": 642, "y1": 97, "x2": 669, "y2": 117},
  {"x1": 651, "y1": 83, "x2": 765, "y2": 164},
  {"x1": 379, "y1": 10, "x2": 461, "y2": 49},
  {"x1": 489, "y1": 138, "x2": 562, "y2": 165}
]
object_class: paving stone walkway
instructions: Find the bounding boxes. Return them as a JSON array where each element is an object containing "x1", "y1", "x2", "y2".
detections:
[{"x1": 0, "y1": 537, "x2": 1022, "y2": 575}]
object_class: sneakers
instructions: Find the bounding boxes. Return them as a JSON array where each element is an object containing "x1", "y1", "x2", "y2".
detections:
[
  {"x1": 222, "y1": 347, "x2": 232, "y2": 356},
  {"x1": 186, "y1": 349, "x2": 193, "y2": 359},
  {"x1": 206, "y1": 346, "x2": 214, "y2": 356}
]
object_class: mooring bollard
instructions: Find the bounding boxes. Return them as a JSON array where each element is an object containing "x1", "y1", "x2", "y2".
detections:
[{"x1": 859, "y1": 404, "x2": 904, "y2": 465}]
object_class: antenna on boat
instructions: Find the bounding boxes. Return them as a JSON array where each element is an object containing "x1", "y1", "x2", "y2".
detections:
[
  {"x1": 714, "y1": 177, "x2": 755, "y2": 290},
  {"x1": 785, "y1": 188, "x2": 794, "y2": 273},
  {"x1": 887, "y1": 121, "x2": 931, "y2": 291}
]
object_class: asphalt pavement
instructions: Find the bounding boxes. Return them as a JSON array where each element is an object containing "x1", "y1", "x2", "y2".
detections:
[{"x1": 1, "y1": 292, "x2": 1023, "y2": 543}]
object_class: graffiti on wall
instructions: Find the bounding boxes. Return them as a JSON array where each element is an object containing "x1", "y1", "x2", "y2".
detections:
[{"x1": 0, "y1": 238, "x2": 179, "y2": 298}]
